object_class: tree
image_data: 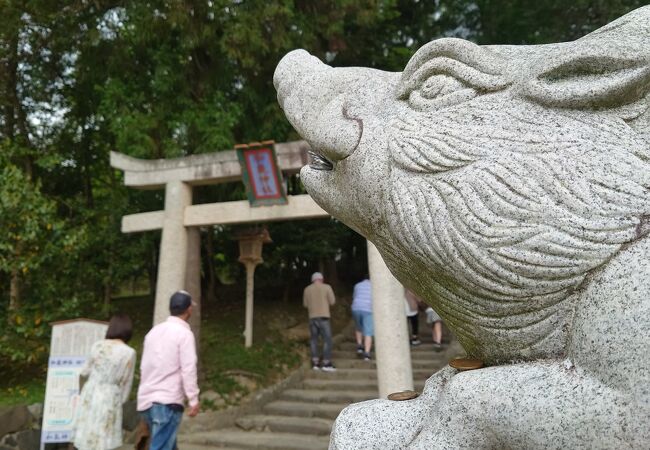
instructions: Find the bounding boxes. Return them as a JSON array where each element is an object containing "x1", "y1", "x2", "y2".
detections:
[
  {"x1": 465, "y1": 0, "x2": 648, "y2": 45},
  {"x1": 0, "y1": 155, "x2": 59, "y2": 315},
  {"x1": 1, "y1": 0, "x2": 647, "y2": 371}
]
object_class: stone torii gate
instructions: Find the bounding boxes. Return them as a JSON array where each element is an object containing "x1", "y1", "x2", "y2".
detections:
[{"x1": 111, "y1": 140, "x2": 412, "y2": 398}]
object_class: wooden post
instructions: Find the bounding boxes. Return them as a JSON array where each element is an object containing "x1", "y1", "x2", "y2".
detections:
[
  {"x1": 244, "y1": 261, "x2": 257, "y2": 348},
  {"x1": 236, "y1": 229, "x2": 271, "y2": 348}
]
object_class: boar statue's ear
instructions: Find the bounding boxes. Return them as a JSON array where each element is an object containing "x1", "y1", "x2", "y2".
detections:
[
  {"x1": 521, "y1": 52, "x2": 650, "y2": 114},
  {"x1": 522, "y1": 4, "x2": 650, "y2": 116}
]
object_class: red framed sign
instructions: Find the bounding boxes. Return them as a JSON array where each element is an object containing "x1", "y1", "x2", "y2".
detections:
[{"x1": 236, "y1": 141, "x2": 288, "y2": 206}]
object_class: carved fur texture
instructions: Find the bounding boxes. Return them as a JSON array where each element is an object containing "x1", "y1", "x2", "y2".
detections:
[{"x1": 276, "y1": 6, "x2": 650, "y2": 364}]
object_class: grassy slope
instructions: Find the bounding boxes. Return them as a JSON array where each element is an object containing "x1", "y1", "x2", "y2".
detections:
[{"x1": 0, "y1": 286, "x2": 352, "y2": 408}]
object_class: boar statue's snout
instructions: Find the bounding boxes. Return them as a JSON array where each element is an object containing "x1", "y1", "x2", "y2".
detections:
[
  {"x1": 273, "y1": 49, "x2": 363, "y2": 166},
  {"x1": 273, "y1": 49, "x2": 327, "y2": 105}
]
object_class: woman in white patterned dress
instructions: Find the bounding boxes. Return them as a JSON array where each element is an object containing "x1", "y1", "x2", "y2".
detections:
[{"x1": 73, "y1": 314, "x2": 136, "y2": 450}]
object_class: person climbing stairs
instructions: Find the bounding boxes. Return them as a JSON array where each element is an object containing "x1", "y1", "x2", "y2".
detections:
[{"x1": 176, "y1": 323, "x2": 461, "y2": 450}]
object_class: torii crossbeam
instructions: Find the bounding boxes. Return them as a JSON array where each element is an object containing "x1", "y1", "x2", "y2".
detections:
[
  {"x1": 110, "y1": 141, "x2": 328, "y2": 326},
  {"x1": 111, "y1": 140, "x2": 413, "y2": 396}
]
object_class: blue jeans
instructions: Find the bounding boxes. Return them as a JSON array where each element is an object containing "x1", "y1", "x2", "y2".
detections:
[
  {"x1": 309, "y1": 317, "x2": 333, "y2": 362},
  {"x1": 352, "y1": 310, "x2": 374, "y2": 336},
  {"x1": 140, "y1": 403, "x2": 183, "y2": 450}
]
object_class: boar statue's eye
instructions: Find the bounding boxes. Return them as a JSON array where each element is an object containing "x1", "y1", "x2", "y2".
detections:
[
  {"x1": 397, "y1": 38, "x2": 511, "y2": 111},
  {"x1": 420, "y1": 75, "x2": 467, "y2": 99},
  {"x1": 409, "y1": 74, "x2": 478, "y2": 110}
]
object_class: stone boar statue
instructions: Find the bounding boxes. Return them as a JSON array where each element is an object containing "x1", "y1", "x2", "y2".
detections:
[{"x1": 275, "y1": 6, "x2": 649, "y2": 450}]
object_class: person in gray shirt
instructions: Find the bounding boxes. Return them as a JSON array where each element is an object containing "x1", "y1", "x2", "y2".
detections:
[{"x1": 303, "y1": 272, "x2": 336, "y2": 371}]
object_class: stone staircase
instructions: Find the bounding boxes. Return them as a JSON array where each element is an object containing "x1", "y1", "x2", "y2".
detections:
[{"x1": 178, "y1": 329, "x2": 461, "y2": 449}]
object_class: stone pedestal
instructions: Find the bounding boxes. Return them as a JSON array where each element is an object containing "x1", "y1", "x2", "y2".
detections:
[
  {"x1": 367, "y1": 241, "x2": 413, "y2": 398},
  {"x1": 154, "y1": 180, "x2": 192, "y2": 325}
]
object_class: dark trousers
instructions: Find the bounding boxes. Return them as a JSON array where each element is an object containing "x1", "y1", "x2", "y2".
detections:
[
  {"x1": 309, "y1": 317, "x2": 333, "y2": 362},
  {"x1": 407, "y1": 314, "x2": 419, "y2": 337}
]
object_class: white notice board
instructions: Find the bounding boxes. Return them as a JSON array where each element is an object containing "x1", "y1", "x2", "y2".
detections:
[{"x1": 41, "y1": 319, "x2": 108, "y2": 448}]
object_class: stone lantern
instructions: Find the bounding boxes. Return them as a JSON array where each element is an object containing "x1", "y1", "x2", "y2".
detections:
[{"x1": 236, "y1": 228, "x2": 272, "y2": 347}]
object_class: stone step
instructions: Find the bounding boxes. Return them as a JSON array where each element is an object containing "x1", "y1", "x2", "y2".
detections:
[
  {"x1": 337, "y1": 331, "x2": 440, "y2": 342},
  {"x1": 302, "y1": 377, "x2": 426, "y2": 391},
  {"x1": 180, "y1": 429, "x2": 330, "y2": 450},
  {"x1": 336, "y1": 342, "x2": 451, "y2": 354},
  {"x1": 306, "y1": 367, "x2": 436, "y2": 380},
  {"x1": 305, "y1": 367, "x2": 376, "y2": 380},
  {"x1": 412, "y1": 370, "x2": 440, "y2": 384},
  {"x1": 330, "y1": 350, "x2": 449, "y2": 360},
  {"x1": 280, "y1": 388, "x2": 378, "y2": 404},
  {"x1": 235, "y1": 414, "x2": 333, "y2": 435},
  {"x1": 263, "y1": 400, "x2": 348, "y2": 420},
  {"x1": 332, "y1": 357, "x2": 442, "y2": 370},
  {"x1": 181, "y1": 446, "x2": 242, "y2": 450}
]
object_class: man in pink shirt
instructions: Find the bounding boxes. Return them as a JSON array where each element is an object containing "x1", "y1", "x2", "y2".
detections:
[{"x1": 137, "y1": 290, "x2": 200, "y2": 450}]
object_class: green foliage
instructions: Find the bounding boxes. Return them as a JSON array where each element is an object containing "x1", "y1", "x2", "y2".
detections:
[
  {"x1": 202, "y1": 332, "x2": 302, "y2": 401},
  {"x1": 199, "y1": 298, "x2": 303, "y2": 405},
  {"x1": 259, "y1": 218, "x2": 365, "y2": 288},
  {"x1": 0, "y1": 293, "x2": 305, "y2": 407},
  {"x1": 0, "y1": 152, "x2": 59, "y2": 277},
  {"x1": 470, "y1": 0, "x2": 648, "y2": 45},
  {"x1": 0, "y1": 0, "x2": 647, "y2": 388},
  {"x1": 0, "y1": 379, "x2": 45, "y2": 407}
]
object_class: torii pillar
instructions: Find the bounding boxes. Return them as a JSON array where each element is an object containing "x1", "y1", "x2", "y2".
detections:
[
  {"x1": 110, "y1": 141, "x2": 311, "y2": 330},
  {"x1": 367, "y1": 241, "x2": 413, "y2": 398},
  {"x1": 155, "y1": 180, "x2": 196, "y2": 325},
  {"x1": 110, "y1": 142, "x2": 413, "y2": 394}
]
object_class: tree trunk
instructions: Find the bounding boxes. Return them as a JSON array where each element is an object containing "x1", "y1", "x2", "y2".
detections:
[
  {"x1": 81, "y1": 131, "x2": 94, "y2": 208},
  {"x1": 5, "y1": 32, "x2": 34, "y2": 177},
  {"x1": 148, "y1": 241, "x2": 158, "y2": 301},
  {"x1": 103, "y1": 253, "x2": 113, "y2": 315},
  {"x1": 9, "y1": 269, "x2": 20, "y2": 313},
  {"x1": 203, "y1": 226, "x2": 218, "y2": 304},
  {"x1": 8, "y1": 269, "x2": 21, "y2": 325},
  {"x1": 103, "y1": 281, "x2": 112, "y2": 315},
  {"x1": 8, "y1": 239, "x2": 24, "y2": 321},
  {"x1": 324, "y1": 259, "x2": 341, "y2": 293},
  {"x1": 282, "y1": 267, "x2": 294, "y2": 303},
  {"x1": 3, "y1": 36, "x2": 18, "y2": 140}
]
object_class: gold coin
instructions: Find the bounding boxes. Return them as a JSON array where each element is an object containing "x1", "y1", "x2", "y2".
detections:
[
  {"x1": 387, "y1": 390, "x2": 420, "y2": 401},
  {"x1": 449, "y1": 358, "x2": 484, "y2": 371}
]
